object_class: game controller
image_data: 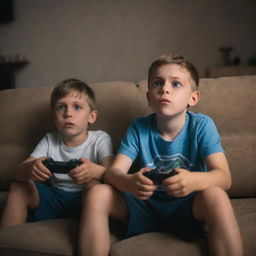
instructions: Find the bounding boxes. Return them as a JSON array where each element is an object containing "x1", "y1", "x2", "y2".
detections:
[
  {"x1": 43, "y1": 158, "x2": 81, "y2": 174},
  {"x1": 143, "y1": 168, "x2": 177, "y2": 185}
]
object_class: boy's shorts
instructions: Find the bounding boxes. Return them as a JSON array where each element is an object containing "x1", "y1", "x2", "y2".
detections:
[
  {"x1": 28, "y1": 182, "x2": 83, "y2": 222},
  {"x1": 123, "y1": 191, "x2": 206, "y2": 242}
]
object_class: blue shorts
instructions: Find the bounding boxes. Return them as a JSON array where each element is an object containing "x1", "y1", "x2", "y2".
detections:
[
  {"x1": 28, "y1": 182, "x2": 83, "y2": 222},
  {"x1": 123, "y1": 191, "x2": 206, "y2": 241}
]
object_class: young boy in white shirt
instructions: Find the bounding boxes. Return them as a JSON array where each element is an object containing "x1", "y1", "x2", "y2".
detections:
[{"x1": 1, "y1": 79, "x2": 113, "y2": 248}]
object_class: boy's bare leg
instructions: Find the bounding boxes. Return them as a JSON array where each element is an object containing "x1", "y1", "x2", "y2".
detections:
[
  {"x1": 78, "y1": 184, "x2": 128, "y2": 256},
  {"x1": 193, "y1": 186, "x2": 243, "y2": 256},
  {"x1": 0, "y1": 181, "x2": 39, "y2": 227}
]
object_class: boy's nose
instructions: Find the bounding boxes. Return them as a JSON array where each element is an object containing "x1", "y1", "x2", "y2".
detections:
[
  {"x1": 161, "y1": 83, "x2": 170, "y2": 94},
  {"x1": 64, "y1": 112, "x2": 72, "y2": 118},
  {"x1": 64, "y1": 108, "x2": 72, "y2": 118}
]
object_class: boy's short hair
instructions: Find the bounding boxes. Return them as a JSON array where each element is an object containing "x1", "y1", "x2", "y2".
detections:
[
  {"x1": 50, "y1": 79, "x2": 96, "y2": 111},
  {"x1": 148, "y1": 54, "x2": 199, "y2": 90}
]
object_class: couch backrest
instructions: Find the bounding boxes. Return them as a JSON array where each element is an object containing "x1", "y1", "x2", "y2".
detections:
[
  {"x1": 0, "y1": 77, "x2": 255, "y2": 197},
  {"x1": 0, "y1": 87, "x2": 52, "y2": 189},
  {"x1": 195, "y1": 76, "x2": 256, "y2": 197}
]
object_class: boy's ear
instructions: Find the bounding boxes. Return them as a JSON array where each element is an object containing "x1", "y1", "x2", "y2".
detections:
[
  {"x1": 88, "y1": 110, "x2": 98, "y2": 124},
  {"x1": 188, "y1": 90, "x2": 200, "y2": 107}
]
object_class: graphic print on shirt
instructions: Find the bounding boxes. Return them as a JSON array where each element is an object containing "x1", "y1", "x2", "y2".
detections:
[{"x1": 146, "y1": 153, "x2": 196, "y2": 171}]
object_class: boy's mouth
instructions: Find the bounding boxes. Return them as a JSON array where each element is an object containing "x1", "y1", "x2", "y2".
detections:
[
  {"x1": 160, "y1": 98, "x2": 171, "y2": 103},
  {"x1": 64, "y1": 122, "x2": 75, "y2": 127}
]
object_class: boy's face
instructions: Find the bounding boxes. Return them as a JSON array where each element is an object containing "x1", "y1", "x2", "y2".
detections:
[
  {"x1": 53, "y1": 90, "x2": 97, "y2": 142},
  {"x1": 147, "y1": 63, "x2": 200, "y2": 118}
]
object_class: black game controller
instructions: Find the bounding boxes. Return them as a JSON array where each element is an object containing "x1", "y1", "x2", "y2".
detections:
[
  {"x1": 43, "y1": 158, "x2": 81, "y2": 174},
  {"x1": 143, "y1": 168, "x2": 177, "y2": 185}
]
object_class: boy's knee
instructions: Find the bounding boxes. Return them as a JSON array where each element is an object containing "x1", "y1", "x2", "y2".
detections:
[
  {"x1": 194, "y1": 186, "x2": 231, "y2": 220},
  {"x1": 197, "y1": 186, "x2": 228, "y2": 203},
  {"x1": 84, "y1": 184, "x2": 115, "y2": 205},
  {"x1": 8, "y1": 182, "x2": 27, "y2": 198},
  {"x1": 7, "y1": 181, "x2": 38, "y2": 206},
  {"x1": 83, "y1": 184, "x2": 127, "y2": 221}
]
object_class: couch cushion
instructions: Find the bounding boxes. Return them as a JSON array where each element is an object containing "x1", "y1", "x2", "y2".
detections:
[
  {"x1": 110, "y1": 232, "x2": 207, "y2": 256},
  {"x1": 0, "y1": 219, "x2": 119, "y2": 256},
  {"x1": 90, "y1": 81, "x2": 152, "y2": 152},
  {"x1": 0, "y1": 219, "x2": 78, "y2": 255},
  {"x1": 231, "y1": 198, "x2": 256, "y2": 256},
  {"x1": 195, "y1": 76, "x2": 256, "y2": 136},
  {"x1": 195, "y1": 76, "x2": 256, "y2": 197},
  {"x1": 0, "y1": 145, "x2": 30, "y2": 190},
  {"x1": 0, "y1": 87, "x2": 54, "y2": 190},
  {"x1": 222, "y1": 135, "x2": 256, "y2": 197},
  {"x1": 0, "y1": 87, "x2": 53, "y2": 146}
]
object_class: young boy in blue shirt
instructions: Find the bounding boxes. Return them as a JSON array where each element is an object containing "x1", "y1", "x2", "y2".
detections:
[
  {"x1": 81, "y1": 54, "x2": 243, "y2": 256},
  {"x1": 0, "y1": 79, "x2": 113, "y2": 254}
]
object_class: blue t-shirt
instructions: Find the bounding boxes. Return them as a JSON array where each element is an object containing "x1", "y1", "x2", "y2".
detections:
[
  {"x1": 119, "y1": 112, "x2": 222, "y2": 237},
  {"x1": 119, "y1": 111, "x2": 223, "y2": 178}
]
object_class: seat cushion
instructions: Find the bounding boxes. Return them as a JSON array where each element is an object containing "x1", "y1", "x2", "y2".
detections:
[
  {"x1": 110, "y1": 232, "x2": 207, "y2": 256},
  {"x1": 0, "y1": 218, "x2": 119, "y2": 256}
]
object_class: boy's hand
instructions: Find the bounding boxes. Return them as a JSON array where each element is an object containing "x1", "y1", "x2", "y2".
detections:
[
  {"x1": 31, "y1": 156, "x2": 52, "y2": 182},
  {"x1": 126, "y1": 168, "x2": 157, "y2": 200},
  {"x1": 162, "y1": 168, "x2": 197, "y2": 197},
  {"x1": 69, "y1": 158, "x2": 94, "y2": 185}
]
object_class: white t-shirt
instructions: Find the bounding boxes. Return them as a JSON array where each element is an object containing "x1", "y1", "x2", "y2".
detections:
[{"x1": 31, "y1": 130, "x2": 113, "y2": 192}]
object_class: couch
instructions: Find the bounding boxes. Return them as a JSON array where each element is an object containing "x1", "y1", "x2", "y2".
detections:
[{"x1": 0, "y1": 76, "x2": 255, "y2": 256}]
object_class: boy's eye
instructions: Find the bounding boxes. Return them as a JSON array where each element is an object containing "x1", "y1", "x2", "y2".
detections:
[
  {"x1": 56, "y1": 105, "x2": 66, "y2": 111},
  {"x1": 151, "y1": 80, "x2": 163, "y2": 87},
  {"x1": 172, "y1": 81, "x2": 182, "y2": 88},
  {"x1": 74, "y1": 104, "x2": 82, "y2": 110}
]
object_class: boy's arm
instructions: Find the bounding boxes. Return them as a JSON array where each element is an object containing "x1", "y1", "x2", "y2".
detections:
[
  {"x1": 14, "y1": 156, "x2": 52, "y2": 182},
  {"x1": 84, "y1": 156, "x2": 114, "y2": 179},
  {"x1": 104, "y1": 154, "x2": 157, "y2": 200},
  {"x1": 163, "y1": 152, "x2": 231, "y2": 197},
  {"x1": 104, "y1": 154, "x2": 133, "y2": 190},
  {"x1": 198, "y1": 152, "x2": 231, "y2": 191}
]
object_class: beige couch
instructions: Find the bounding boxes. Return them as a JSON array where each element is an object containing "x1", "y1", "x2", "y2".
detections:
[{"x1": 0, "y1": 76, "x2": 255, "y2": 256}]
